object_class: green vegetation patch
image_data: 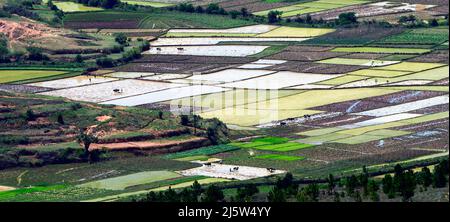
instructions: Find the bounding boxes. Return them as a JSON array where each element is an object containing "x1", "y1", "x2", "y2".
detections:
[
  {"x1": 331, "y1": 47, "x2": 431, "y2": 54},
  {"x1": 378, "y1": 28, "x2": 449, "y2": 45},
  {"x1": 163, "y1": 144, "x2": 240, "y2": 159},
  {"x1": 78, "y1": 171, "x2": 181, "y2": 190},
  {"x1": 255, "y1": 154, "x2": 305, "y2": 161},
  {"x1": 232, "y1": 137, "x2": 313, "y2": 151},
  {"x1": 0, "y1": 185, "x2": 66, "y2": 201},
  {"x1": 0, "y1": 70, "x2": 69, "y2": 83}
]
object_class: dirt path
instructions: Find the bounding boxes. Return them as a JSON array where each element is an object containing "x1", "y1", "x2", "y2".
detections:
[
  {"x1": 90, "y1": 137, "x2": 208, "y2": 151},
  {"x1": 0, "y1": 186, "x2": 15, "y2": 192}
]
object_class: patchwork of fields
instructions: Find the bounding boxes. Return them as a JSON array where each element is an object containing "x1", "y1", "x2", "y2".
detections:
[{"x1": 0, "y1": 0, "x2": 448, "y2": 202}]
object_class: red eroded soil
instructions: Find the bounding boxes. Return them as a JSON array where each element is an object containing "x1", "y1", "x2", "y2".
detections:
[{"x1": 89, "y1": 137, "x2": 209, "y2": 151}]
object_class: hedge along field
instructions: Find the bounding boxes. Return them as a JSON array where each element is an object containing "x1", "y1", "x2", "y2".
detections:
[
  {"x1": 0, "y1": 70, "x2": 71, "y2": 84},
  {"x1": 331, "y1": 47, "x2": 431, "y2": 54},
  {"x1": 53, "y1": 1, "x2": 103, "y2": 12}
]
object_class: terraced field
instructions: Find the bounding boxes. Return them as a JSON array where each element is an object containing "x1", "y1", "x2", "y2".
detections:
[{"x1": 0, "y1": 0, "x2": 448, "y2": 203}]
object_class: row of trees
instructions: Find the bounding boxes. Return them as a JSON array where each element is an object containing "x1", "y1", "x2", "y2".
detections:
[
  {"x1": 74, "y1": 0, "x2": 120, "y2": 9},
  {"x1": 135, "y1": 181, "x2": 226, "y2": 202},
  {"x1": 267, "y1": 160, "x2": 449, "y2": 202}
]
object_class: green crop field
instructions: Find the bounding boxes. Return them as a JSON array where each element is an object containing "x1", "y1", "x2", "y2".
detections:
[
  {"x1": 138, "y1": 11, "x2": 257, "y2": 29},
  {"x1": 64, "y1": 10, "x2": 255, "y2": 29},
  {"x1": 164, "y1": 144, "x2": 240, "y2": 159},
  {"x1": 378, "y1": 28, "x2": 449, "y2": 45},
  {"x1": 233, "y1": 137, "x2": 314, "y2": 152},
  {"x1": 0, "y1": 70, "x2": 69, "y2": 83},
  {"x1": 78, "y1": 171, "x2": 181, "y2": 190},
  {"x1": 254, "y1": 0, "x2": 368, "y2": 17},
  {"x1": 331, "y1": 47, "x2": 431, "y2": 54},
  {"x1": 255, "y1": 154, "x2": 305, "y2": 161}
]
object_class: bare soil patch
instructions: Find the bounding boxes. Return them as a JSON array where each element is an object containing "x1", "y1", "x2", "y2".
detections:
[
  {"x1": 270, "y1": 61, "x2": 363, "y2": 74},
  {"x1": 408, "y1": 50, "x2": 449, "y2": 64},
  {"x1": 268, "y1": 51, "x2": 349, "y2": 62}
]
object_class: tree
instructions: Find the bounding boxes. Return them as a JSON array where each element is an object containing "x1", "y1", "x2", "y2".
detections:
[
  {"x1": 417, "y1": 167, "x2": 433, "y2": 188},
  {"x1": 429, "y1": 19, "x2": 439, "y2": 27},
  {"x1": 100, "y1": 0, "x2": 120, "y2": 9},
  {"x1": 205, "y1": 3, "x2": 221, "y2": 14},
  {"x1": 25, "y1": 109, "x2": 37, "y2": 121},
  {"x1": 305, "y1": 14, "x2": 312, "y2": 24},
  {"x1": 115, "y1": 33, "x2": 128, "y2": 45},
  {"x1": 382, "y1": 174, "x2": 393, "y2": 196},
  {"x1": 327, "y1": 174, "x2": 336, "y2": 194},
  {"x1": 240, "y1": 7, "x2": 248, "y2": 17},
  {"x1": 337, "y1": 12, "x2": 357, "y2": 25},
  {"x1": 0, "y1": 35, "x2": 9, "y2": 62},
  {"x1": 195, "y1": 6, "x2": 204, "y2": 13},
  {"x1": 180, "y1": 115, "x2": 189, "y2": 126},
  {"x1": 267, "y1": 187, "x2": 286, "y2": 202},
  {"x1": 345, "y1": 175, "x2": 358, "y2": 195},
  {"x1": 191, "y1": 180, "x2": 203, "y2": 196},
  {"x1": 433, "y1": 161, "x2": 448, "y2": 188},
  {"x1": 201, "y1": 185, "x2": 224, "y2": 202},
  {"x1": 96, "y1": 57, "x2": 115, "y2": 68},
  {"x1": 276, "y1": 172, "x2": 298, "y2": 195},
  {"x1": 75, "y1": 54, "x2": 83, "y2": 63},
  {"x1": 162, "y1": 187, "x2": 180, "y2": 202},
  {"x1": 400, "y1": 170, "x2": 416, "y2": 202},
  {"x1": 57, "y1": 113, "x2": 64, "y2": 125},
  {"x1": 334, "y1": 192, "x2": 341, "y2": 202},
  {"x1": 179, "y1": 188, "x2": 198, "y2": 202},
  {"x1": 354, "y1": 190, "x2": 362, "y2": 202},
  {"x1": 267, "y1": 10, "x2": 282, "y2": 23},
  {"x1": 77, "y1": 130, "x2": 98, "y2": 157},
  {"x1": 296, "y1": 183, "x2": 319, "y2": 202},
  {"x1": 367, "y1": 180, "x2": 379, "y2": 202},
  {"x1": 236, "y1": 184, "x2": 259, "y2": 202},
  {"x1": 360, "y1": 166, "x2": 369, "y2": 197},
  {"x1": 26, "y1": 47, "x2": 48, "y2": 61},
  {"x1": 229, "y1": 10, "x2": 240, "y2": 19}
]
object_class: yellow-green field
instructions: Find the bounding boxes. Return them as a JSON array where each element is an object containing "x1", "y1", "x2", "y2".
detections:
[
  {"x1": 200, "y1": 88, "x2": 400, "y2": 126},
  {"x1": 121, "y1": 0, "x2": 174, "y2": 8},
  {"x1": 349, "y1": 69, "x2": 412, "y2": 78},
  {"x1": 53, "y1": 1, "x2": 103, "y2": 12},
  {"x1": 331, "y1": 47, "x2": 431, "y2": 54},
  {"x1": 318, "y1": 75, "x2": 369, "y2": 85},
  {"x1": 0, "y1": 70, "x2": 68, "y2": 83},
  {"x1": 256, "y1": 27, "x2": 335, "y2": 38}
]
